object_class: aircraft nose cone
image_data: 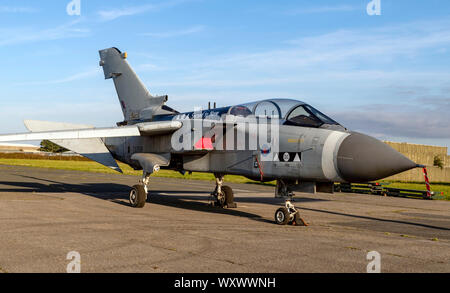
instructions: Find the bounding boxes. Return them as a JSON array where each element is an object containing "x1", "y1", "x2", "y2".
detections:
[{"x1": 337, "y1": 132, "x2": 417, "y2": 182}]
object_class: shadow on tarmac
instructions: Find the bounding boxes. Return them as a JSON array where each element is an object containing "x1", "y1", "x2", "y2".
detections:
[{"x1": 1, "y1": 174, "x2": 449, "y2": 231}]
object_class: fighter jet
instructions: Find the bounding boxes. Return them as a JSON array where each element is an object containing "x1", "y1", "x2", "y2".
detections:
[{"x1": 0, "y1": 47, "x2": 419, "y2": 225}]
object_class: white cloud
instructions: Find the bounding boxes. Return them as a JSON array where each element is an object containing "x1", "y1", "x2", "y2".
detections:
[
  {"x1": 149, "y1": 19, "x2": 450, "y2": 90},
  {"x1": 0, "y1": 6, "x2": 37, "y2": 13},
  {"x1": 0, "y1": 102, "x2": 122, "y2": 134},
  {"x1": 98, "y1": 4, "x2": 156, "y2": 21},
  {"x1": 331, "y1": 98, "x2": 450, "y2": 139},
  {"x1": 14, "y1": 68, "x2": 101, "y2": 86},
  {"x1": 286, "y1": 5, "x2": 358, "y2": 15},
  {"x1": 148, "y1": 70, "x2": 450, "y2": 89},
  {"x1": 200, "y1": 21, "x2": 450, "y2": 72},
  {"x1": 139, "y1": 25, "x2": 205, "y2": 38},
  {"x1": 97, "y1": 0, "x2": 191, "y2": 21},
  {"x1": 135, "y1": 63, "x2": 163, "y2": 72},
  {"x1": 0, "y1": 19, "x2": 90, "y2": 47}
]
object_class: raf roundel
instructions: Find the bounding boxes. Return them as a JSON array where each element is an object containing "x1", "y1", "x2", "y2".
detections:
[{"x1": 260, "y1": 144, "x2": 271, "y2": 157}]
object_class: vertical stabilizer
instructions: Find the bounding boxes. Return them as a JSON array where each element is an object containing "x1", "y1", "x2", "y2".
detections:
[{"x1": 99, "y1": 47, "x2": 172, "y2": 121}]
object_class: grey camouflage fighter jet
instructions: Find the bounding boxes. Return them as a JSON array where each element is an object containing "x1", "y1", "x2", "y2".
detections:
[{"x1": 0, "y1": 48, "x2": 420, "y2": 225}]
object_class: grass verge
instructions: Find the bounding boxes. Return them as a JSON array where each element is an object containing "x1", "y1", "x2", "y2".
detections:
[
  {"x1": 0, "y1": 158, "x2": 448, "y2": 199},
  {"x1": 379, "y1": 181, "x2": 450, "y2": 200},
  {"x1": 0, "y1": 158, "x2": 267, "y2": 185}
]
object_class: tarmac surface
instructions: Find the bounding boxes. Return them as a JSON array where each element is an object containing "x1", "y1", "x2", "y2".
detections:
[{"x1": 0, "y1": 164, "x2": 449, "y2": 273}]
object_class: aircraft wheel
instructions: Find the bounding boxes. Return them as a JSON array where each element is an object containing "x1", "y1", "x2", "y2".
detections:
[
  {"x1": 290, "y1": 212, "x2": 301, "y2": 226},
  {"x1": 275, "y1": 207, "x2": 290, "y2": 225},
  {"x1": 215, "y1": 185, "x2": 234, "y2": 207},
  {"x1": 130, "y1": 184, "x2": 147, "y2": 208},
  {"x1": 222, "y1": 185, "x2": 236, "y2": 208}
]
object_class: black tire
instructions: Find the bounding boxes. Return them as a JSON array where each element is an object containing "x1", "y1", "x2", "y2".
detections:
[
  {"x1": 129, "y1": 184, "x2": 147, "y2": 208},
  {"x1": 222, "y1": 185, "x2": 235, "y2": 207},
  {"x1": 275, "y1": 207, "x2": 290, "y2": 225},
  {"x1": 215, "y1": 185, "x2": 235, "y2": 208},
  {"x1": 291, "y1": 211, "x2": 301, "y2": 226}
]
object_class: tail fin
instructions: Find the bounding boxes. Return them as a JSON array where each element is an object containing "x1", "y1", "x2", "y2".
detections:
[{"x1": 99, "y1": 47, "x2": 174, "y2": 122}]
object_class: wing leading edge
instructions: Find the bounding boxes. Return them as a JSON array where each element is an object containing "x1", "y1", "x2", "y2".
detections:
[
  {"x1": 0, "y1": 125, "x2": 141, "y2": 141},
  {"x1": 0, "y1": 120, "x2": 182, "y2": 173},
  {"x1": 0, "y1": 120, "x2": 182, "y2": 142}
]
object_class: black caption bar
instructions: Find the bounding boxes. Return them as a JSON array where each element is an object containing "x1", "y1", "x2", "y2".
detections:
[{"x1": 0, "y1": 273, "x2": 447, "y2": 291}]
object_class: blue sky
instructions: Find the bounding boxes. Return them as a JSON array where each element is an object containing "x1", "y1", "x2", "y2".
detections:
[{"x1": 0, "y1": 0, "x2": 449, "y2": 153}]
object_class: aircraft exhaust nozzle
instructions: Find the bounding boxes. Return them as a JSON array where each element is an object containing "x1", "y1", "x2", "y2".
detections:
[{"x1": 337, "y1": 132, "x2": 417, "y2": 183}]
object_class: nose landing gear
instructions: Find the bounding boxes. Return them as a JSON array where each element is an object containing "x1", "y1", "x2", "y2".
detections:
[
  {"x1": 274, "y1": 180, "x2": 309, "y2": 226},
  {"x1": 275, "y1": 200, "x2": 308, "y2": 226}
]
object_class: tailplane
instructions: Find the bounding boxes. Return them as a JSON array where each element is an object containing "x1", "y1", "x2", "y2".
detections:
[
  {"x1": 99, "y1": 47, "x2": 176, "y2": 122},
  {"x1": 24, "y1": 120, "x2": 123, "y2": 173}
]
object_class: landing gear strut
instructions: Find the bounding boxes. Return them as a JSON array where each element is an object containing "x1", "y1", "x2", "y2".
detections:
[
  {"x1": 210, "y1": 174, "x2": 237, "y2": 208},
  {"x1": 274, "y1": 180, "x2": 308, "y2": 226},
  {"x1": 129, "y1": 171, "x2": 151, "y2": 208}
]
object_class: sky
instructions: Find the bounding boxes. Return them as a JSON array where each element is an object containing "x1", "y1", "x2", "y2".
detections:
[{"x1": 0, "y1": 0, "x2": 449, "y2": 153}]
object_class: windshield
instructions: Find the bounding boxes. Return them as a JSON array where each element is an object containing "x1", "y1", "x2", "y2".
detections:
[
  {"x1": 304, "y1": 105, "x2": 338, "y2": 125},
  {"x1": 285, "y1": 105, "x2": 338, "y2": 127}
]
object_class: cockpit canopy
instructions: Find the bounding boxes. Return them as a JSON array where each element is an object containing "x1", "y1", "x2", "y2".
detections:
[
  {"x1": 160, "y1": 98, "x2": 342, "y2": 129},
  {"x1": 230, "y1": 99, "x2": 340, "y2": 128}
]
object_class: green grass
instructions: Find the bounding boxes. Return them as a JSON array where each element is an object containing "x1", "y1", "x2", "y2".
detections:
[
  {"x1": 379, "y1": 181, "x2": 450, "y2": 200},
  {"x1": 0, "y1": 158, "x2": 448, "y2": 199},
  {"x1": 0, "y1": 158, "x2": 267, "y2": 185},
  {"x1": 0, "y1": 152, "x2": 89, "y2": 161},
  {"x1": 0, "y1": 158, "x2": 134, "y2": 174}
]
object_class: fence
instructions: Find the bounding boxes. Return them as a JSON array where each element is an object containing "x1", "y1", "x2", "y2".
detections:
[{"x1": 383, "y1": 141, "x2": 449, "y2": 182}]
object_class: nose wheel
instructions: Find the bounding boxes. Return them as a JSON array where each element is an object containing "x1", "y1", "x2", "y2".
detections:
[
  {"x1": 274, "y1": 200, "x2": 308, "y2": 226},
  {"x1": 274, "y1": 180, "x2": 309, "y2": 226}
]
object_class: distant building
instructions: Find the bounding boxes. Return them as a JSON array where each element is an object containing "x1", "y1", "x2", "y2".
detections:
[{"x1": 0, "y1": 143, "x2": 40, "y2": 153}]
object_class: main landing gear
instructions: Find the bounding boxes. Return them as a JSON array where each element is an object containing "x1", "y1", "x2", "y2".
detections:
[
  {"x1": 129, "y1": 171, "x2": 151, "y2": 208},
  {"x1": 210, "y1": 174, "x2": 237, "y2": 208},
  {"x1": 274, "y1": 180, "x2": 308, "y2": 226}
]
